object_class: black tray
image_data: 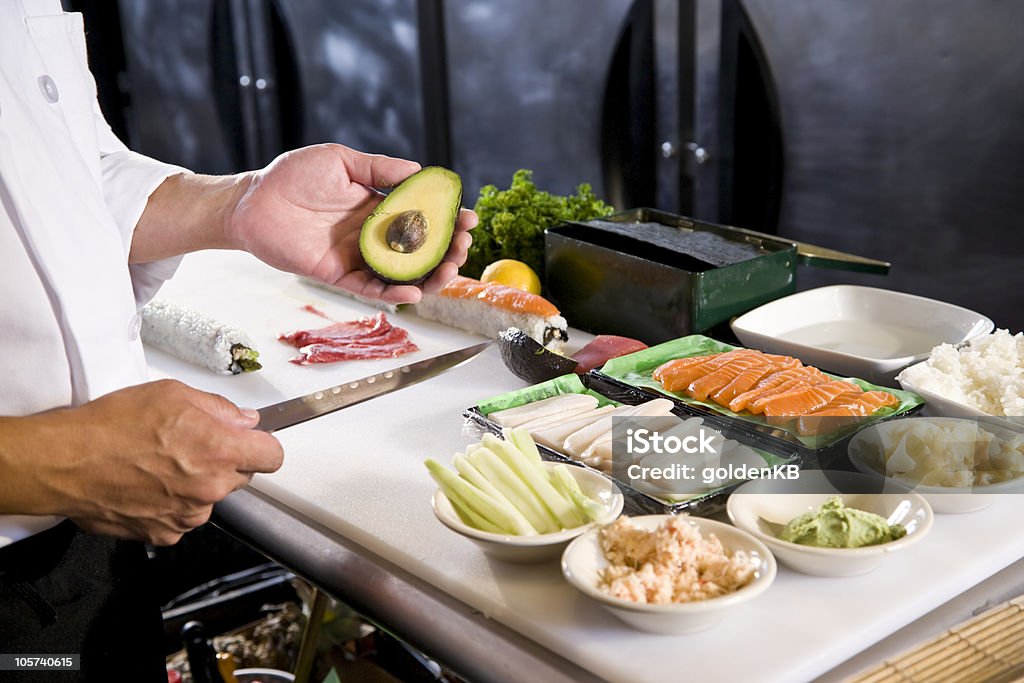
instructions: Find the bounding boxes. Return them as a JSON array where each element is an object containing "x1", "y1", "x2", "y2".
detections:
[
  {"x1": 585, "y1": 370, "x2": 923, "y2": 468},
  {"x1": 464, "y1": 375, "x2": 803, "y2": 517}
]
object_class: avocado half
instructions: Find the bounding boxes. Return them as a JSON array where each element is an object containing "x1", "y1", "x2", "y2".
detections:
[
  {"x1": 359, "y1": 166, "x2": 462, "y2": 284},
  {"x1": 498, "y1": 327, "x2": 579, "y2": 384}
]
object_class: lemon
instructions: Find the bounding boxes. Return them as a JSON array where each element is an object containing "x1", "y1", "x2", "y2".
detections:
[{"x1": 480, "y1": 259, "x2": 542, "y2": 294}]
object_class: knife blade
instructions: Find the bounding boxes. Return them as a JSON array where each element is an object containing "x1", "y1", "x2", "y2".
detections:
[{"x1": 256, "y1": 340, "x2": 492, "y2": 433}]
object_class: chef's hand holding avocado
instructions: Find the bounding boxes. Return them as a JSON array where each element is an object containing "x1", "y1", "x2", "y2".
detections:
[
  {"x1": 1, "y1": 144, "x2": 473, "y2": 546},
  {"x1": 138, "y1": 143, "x2": 476, "y2": 302}
]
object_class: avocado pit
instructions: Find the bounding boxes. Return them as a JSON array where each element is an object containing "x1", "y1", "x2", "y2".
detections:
[{"x1": 386, "y1": 209, "x2": 428, "y2": 253}]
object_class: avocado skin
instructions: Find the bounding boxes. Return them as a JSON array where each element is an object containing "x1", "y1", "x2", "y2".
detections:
[
  {"x1": 498, "y1": 327, "x2": 578, "y2": 383},
  {"x1": 359, "y1": 167, "x2": 462, "y2": 285}
]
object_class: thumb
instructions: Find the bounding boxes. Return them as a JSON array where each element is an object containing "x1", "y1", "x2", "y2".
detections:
[
  {"x1": 334, "y1": 145, "x2": 421, "y2": 189},
  {"x1": 187, "y1": 390, "x2": 259, "y2": 428}
]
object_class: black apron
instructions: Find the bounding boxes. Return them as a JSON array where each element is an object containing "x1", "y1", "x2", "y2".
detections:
[{"x1": 0, "y1": 521, "x2": 165, "y2": 682}]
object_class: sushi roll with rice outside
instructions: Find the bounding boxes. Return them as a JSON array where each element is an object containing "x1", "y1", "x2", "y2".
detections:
[
  {"x1": 414, "y1": 275, "x2": 568, "y2": 350},
  {"x1": 141, "y1": 299, "x2": 261, "y2": 375}
]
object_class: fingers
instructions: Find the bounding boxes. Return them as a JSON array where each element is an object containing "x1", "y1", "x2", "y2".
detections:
[
  {"x1": 235, "y1": 431, "x2": 285, "y2": 474},
  {"x1": 456, "y1": 207, "x2": 478, "y2": 232},
  {"x1": 446, "y1": 231, "x2": 473, "y2": 267},
  {"x1": 333, "y1": 145, "x2": 421, "y2": 189},
  {"x1": 377, "y1": 285, "x2": 425, "y2": 305},
  {"x1": 170, "y1": 383, "x2": 284, "y2": 475},
  {"x1": 420, "y1": 262, "x2": 459, "y2": 295},
  {"x1": 183, "y1": 386, "x2": 259, "y2": 429},
  {"x1": 329, "y1": 269, "x2": 423, "y2": 305}
]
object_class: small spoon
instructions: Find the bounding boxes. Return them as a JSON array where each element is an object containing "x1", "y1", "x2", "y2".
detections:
[{"x1": 757, "y1": 515, "x2": 787, "y2": 537}]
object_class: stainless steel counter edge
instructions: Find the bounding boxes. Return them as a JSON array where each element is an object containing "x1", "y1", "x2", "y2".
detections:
[{"x1": 212, "y1": 487, "x2": 604, "y2": 683}]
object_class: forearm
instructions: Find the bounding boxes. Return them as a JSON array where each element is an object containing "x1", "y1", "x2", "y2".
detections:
[
  {"x1": 128, "y1": 171, "x2": 254, "y2": 264},
  {"x1": 0, "y1": 411, "x2": 80, "y2": 517}
]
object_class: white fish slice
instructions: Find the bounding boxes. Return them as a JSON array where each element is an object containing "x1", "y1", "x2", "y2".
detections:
[
  {"x1": 581, "y1": 432, "x2": 617, "y2": 470},
  {"x1": 562, "y1": 399, "x2": 677, "y2": 458},
  {"x1": 489, "y1": 394, "x2": 599, "y2": 428},
  {"x1": 529, "y1": 406, "x2": 616, "y2": 448},
  {"x1": 518, "y1": 404, "x2": 610, "y2": 432}
]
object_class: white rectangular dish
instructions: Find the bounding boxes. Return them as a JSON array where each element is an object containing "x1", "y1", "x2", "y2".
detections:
[{"x1": 731, "y1": 285, "x2": 993, "y2": 386}]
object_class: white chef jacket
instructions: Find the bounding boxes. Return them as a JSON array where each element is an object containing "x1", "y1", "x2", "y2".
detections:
[{"x1": 0, "y1": 0, "x2": 188, "y2": 547}]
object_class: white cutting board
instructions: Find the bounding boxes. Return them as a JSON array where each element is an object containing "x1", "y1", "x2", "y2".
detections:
[{"x1": 150, "y1": 250, "x2": 1024, "y2": 683}]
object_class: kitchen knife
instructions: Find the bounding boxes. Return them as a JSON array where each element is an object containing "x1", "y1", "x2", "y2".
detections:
[{"x1": 255, "y1": 340, "x2": 492, "y2": 432}]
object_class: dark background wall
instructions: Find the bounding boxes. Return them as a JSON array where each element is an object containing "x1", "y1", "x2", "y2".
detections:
[
  {"x1": 740, "y1": 0, "x2": 1024, "y2": 327},
  {"x1": 68, "y1": 0, "x2": 1024, "y2": 329}
]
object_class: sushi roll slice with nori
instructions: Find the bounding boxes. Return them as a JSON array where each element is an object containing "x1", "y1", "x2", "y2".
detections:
[{"x1": 141, "y1": 299, "x2": 261, "y2": 374}]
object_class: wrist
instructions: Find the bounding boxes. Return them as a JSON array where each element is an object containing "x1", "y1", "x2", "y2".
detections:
[
  {"x1": 0, "y1": 410, "x2": 81, "y2": 517},
  {"x1": 219, "y1": 171, "x2": 257, "y2": 251},
  {"x1": 130, "y1": 171, "x2": 257, "y2": 262}
]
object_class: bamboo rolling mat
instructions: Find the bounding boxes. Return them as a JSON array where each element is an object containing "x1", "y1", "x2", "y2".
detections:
[{"x1": 848, "y1": 595, "x2": 1024, "y2": 683}]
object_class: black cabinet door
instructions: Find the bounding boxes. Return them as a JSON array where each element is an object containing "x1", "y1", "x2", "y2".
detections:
[
  {"x1": 271, "y1": 0, "x2": 427, "y2": 163},
  {"x1": 739, "y1": 0, "x2": 1024, "y2": 327},
  {"x1": 444, "y1": 0, "x2": 637, "y2": 202},
  {"x1": 118, "y1": 0, "x2": 242, "y2": 173}
]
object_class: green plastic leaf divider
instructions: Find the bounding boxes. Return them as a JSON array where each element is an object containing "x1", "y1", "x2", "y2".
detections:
[{"x1": 476, "y1": 374, "x2": 620, "y2": 416}]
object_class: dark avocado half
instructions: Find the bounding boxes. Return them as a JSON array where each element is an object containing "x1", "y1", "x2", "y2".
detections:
[
  {"x1": 359, "y1": 166, "x2": 462, "y2": 284},
  {"x1": 498, "y1": 327, "x2": 578, "y2": 384}
]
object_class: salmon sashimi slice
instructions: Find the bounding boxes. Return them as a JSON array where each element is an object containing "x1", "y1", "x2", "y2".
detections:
[
  {"x1": 654, "y1": 350, "x2": 760, "y2": 393},
  {"x1": 760, "y1": 381, "x2": 863, "y2": 418},
  {"x1": 812, "y1": 390, "x2": 899, "y2": 416},
  {"x1": 795, "y1": 391, "x2": 901, "y2": 435},
  {"x1": 652, "y1": 353, "x2": 722, "y2": 386},
  {"x1": 727, "y1": 367, "x2": 823, "y2": 412},
  {"x1": 742, "y1": 371, "x2": 831, "y2": 414},
  {"x1": 711, "y1": 358, "x2": 803, "y2": 406},
  {"x1": 686, "y1": 354, "x2": 776, "y2": 401}
]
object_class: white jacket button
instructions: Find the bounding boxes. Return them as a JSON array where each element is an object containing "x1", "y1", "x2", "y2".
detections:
[
  {"x1": 128, "y1": 314, "x2": 142, "y2": 341},
  {"x1": 38, "y1": 75, "x2": 59, "y2": 103}
]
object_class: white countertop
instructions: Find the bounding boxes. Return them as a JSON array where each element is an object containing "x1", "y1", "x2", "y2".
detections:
[{"x1": 149, "y1": 250, "x2": 1024, "y2": 683}]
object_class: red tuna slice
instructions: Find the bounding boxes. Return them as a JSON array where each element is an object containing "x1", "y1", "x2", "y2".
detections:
[{"x1": 572, "y1": 335, "x2": 649, "y2": 374}]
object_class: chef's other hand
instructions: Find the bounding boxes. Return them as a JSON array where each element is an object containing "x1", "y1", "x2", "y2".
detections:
[
  {"x1": 0, "y1": 380, "x2": 283, "y2": 547},
  {"x1": 226, "y1": 143, "x2": 476, "y2": 304}
]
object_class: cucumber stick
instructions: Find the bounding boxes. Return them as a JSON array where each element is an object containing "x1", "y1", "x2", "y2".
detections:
[
  {"x1": 425, "y1": 459, "x2": 532, "y2": 535},
  {"x1": 504, "y1": 426, "x2": 543, "y2": 465},
  {"x1": 447, "y1": 493, "x2": 507, "y2": 534},
  {"x1": 551, "y1": 465, "x2": 605, "y2": 523},
  {"x1": 426, "y1": 431, "x2": 607, "y2": 536},
  {"x1": 468, "y1": 447, "x2": 558, "y2": 534},
  {"x1": 453, "y1": 453, "x2": 538, "y2": 535},
  {"x1": 482, "y1": 434, "x2": 585, "y2": 529}
]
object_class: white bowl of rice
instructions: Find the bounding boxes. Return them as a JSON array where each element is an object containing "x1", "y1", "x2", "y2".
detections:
[
  {"x1": 897, "y1": 329, "x2": 1024, "y2": 421},
  {"x1": 560, "y1": 515, "x2": 776, "y2": 634},
  {"x1": 849, "y1": 417, "x2": 1024, "y2": 514}
]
